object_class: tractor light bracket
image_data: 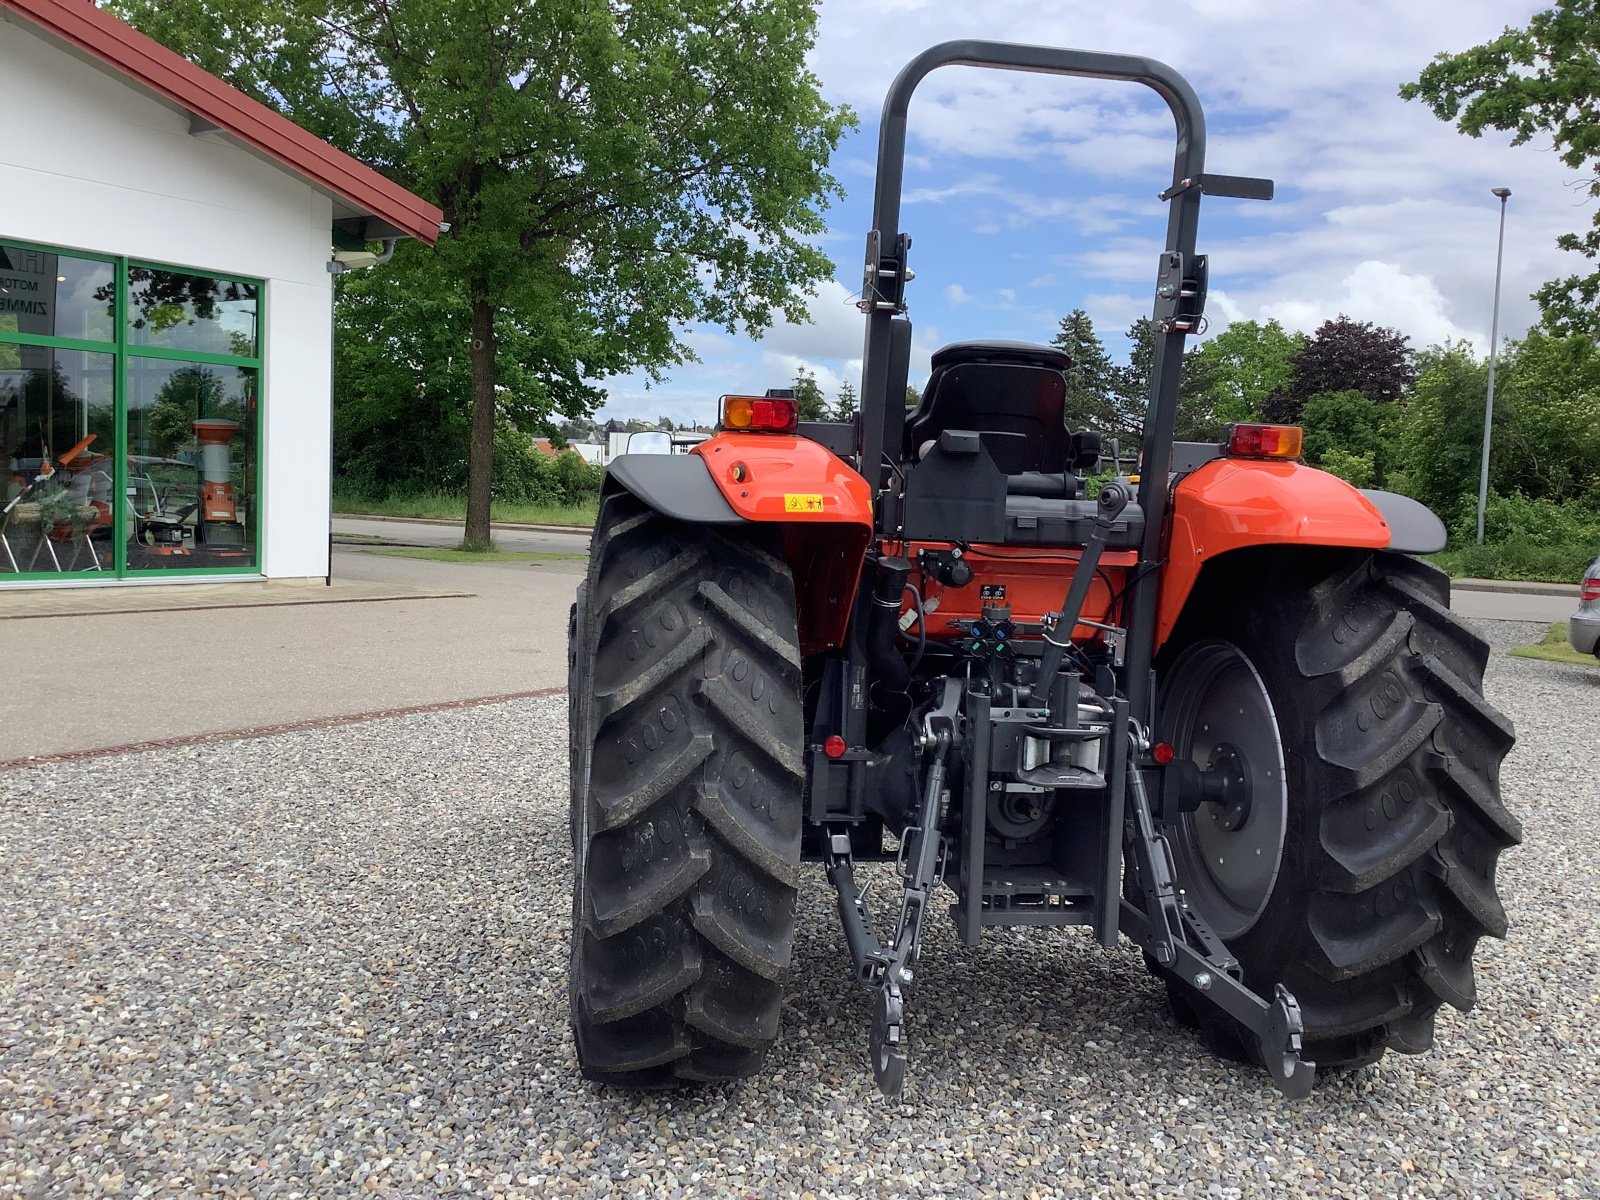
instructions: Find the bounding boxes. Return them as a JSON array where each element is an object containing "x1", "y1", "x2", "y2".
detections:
[
  {"x1": 1152, "y1": 251, "x2": 1208, "y2": 335},
  {"x1": 857, "y1": 229, "x2": 914, "y2": 315}
]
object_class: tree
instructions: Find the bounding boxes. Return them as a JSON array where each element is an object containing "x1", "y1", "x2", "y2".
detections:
[
  {"x1": 112, "y1": 0, "x2": 854, "y2": 548},
  {"x1": 1496, "y1": 327, "x2": 1600, "y2": 505},
  {"x1": 147, "y1": 366, "x2": 239, "y2": 454},
  {"x1": 1108, "y1": 316, "x2": 1157, "y2": 444},
  {"x1": 829, "y1": 381, "x2": 858, "y2": 423},
  {"x1": 1401, "y1": 0, "x2": 1600, "y2": 334},
  {"x1": 1266, "y1": 316, "x2": 1414, "y2": 423},
  {"x1": 1050, "y1": 309, "x2": 1116, "y2": 432},
  {"x1": 1392, "y1": 344, "x2": 1495, "y2": 518},
  {"x1": 791, "y1": 366, "x2": 827, "y2": 421},
  {"x1": 1183, "y1": 319, "x2": 1304, "y2": 429},
  {"x1": 1299, "y1": 389, "x2": 1393, "y2": 487},
  {"x1": 905, "y1": 383, "x2": 923, "y2": 408}
]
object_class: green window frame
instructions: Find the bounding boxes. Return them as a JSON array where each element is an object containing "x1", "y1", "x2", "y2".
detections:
[{"x1": 0, "y1": 236, "x2": 265, "y2": 582}]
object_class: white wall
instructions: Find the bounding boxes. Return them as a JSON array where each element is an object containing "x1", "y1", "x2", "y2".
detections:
[{"x1": 0, "y1": 17, "x2": 336, "y2": 579}]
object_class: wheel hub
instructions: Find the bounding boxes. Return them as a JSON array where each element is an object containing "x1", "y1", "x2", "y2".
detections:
[{"x1": 1159, "y1": 641, "x2": 1288, "y2": 940}]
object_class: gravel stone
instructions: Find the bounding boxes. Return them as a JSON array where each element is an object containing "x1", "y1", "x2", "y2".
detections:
[{"x1": 0, "y1": 617, "x2": 1595, "y2": 1199}]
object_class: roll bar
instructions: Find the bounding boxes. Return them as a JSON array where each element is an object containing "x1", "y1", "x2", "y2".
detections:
[{"x1": 853, "y1": 40, "x2": 1270, "y2": 738}]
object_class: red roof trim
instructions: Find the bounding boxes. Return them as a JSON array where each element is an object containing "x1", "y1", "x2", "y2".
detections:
[{"x1": 2, "y1": 0, "x2": 441, "y2": 245}]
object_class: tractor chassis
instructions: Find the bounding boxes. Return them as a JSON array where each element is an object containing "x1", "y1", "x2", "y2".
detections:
[{"x1": 820, "y1": 674, "x2": 1317, "y2": 1099}]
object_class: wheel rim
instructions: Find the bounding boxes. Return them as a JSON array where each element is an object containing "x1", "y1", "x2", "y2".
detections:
[{"x1": 1160, "y1": 641, "x2": 1288, "y2": 940}]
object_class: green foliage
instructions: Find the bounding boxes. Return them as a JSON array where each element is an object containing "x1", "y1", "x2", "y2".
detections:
[
  {"x1": 791, "y1": 366, "x2": 827, "y2": 421},
  {"x1": 110, "y1": 0, "x2": 855, "y2": 525},
  {"x1": 1051, "y1": 309, "x2": 1117, "y2": 432},
  {"x1": 1181, "y1": 319, "x2": 1304, "y2": 435},
  {"x1": 1299, "y1": 388, "x2": 1394, "y2": 483},
  {"x1": 829, "y1": 381, "x2": 858, "y2": 423},
  {"x1": 492, "y1": 429, "x2": 604, "y2": 507},
  {"x1": 905, "y1": 383, "x2": 923, "y2": 408},
  {"x1": 1401, "y1": 0, "x2": 1600, "y2": 334},
  {"x1": 1318, "y1": 448, "x2": 1376, "y2": 489},
  {"x1": 1391, "y1": 344, "x2": 1495, "y2": 516},
  {"x1": 1265, "y1": 316, "x2": 1413, "y2": 423},
  {"x1": 1108, "y1": 317, "x2": 1156, "y2": 443},
  {"x1": 1496, "y1": 327, "x2": 1600, "y2": 505},
  {"x1": 332, "y1": 489, "x2": 595, "y2": 526},
  {"x1": 146, "y1": 366, "x2": 233, "y2": 455},
  {"x1": 1448, "y1": 489, "x2": 1600, "y2": 553}
]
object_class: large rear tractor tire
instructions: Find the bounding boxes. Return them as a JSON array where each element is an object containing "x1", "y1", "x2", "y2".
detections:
[
  {"x1": 568, "y1": 494, "x2": 804, "y2": 1084},
  {"x1": 1152, "y1": 550, "x2": 1520, "y2": 1072}
]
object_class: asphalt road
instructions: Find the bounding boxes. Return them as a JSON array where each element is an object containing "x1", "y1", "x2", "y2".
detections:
[
  {"x1": 334, "y1": 517, "x2": 1581, "y2": 624},
  {"x1": 1, "y1": 521, "x2": 1579, "y2": 762}
]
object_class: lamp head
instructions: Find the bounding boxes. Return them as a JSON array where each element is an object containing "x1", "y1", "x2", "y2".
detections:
[{"x1": 1491, "y1": 187, "x2": 1511, "y2": 199}]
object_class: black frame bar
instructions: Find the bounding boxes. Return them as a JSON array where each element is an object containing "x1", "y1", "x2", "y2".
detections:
[{"x1": 854, "y1": 38, "x2": 1210, "y2": 729}]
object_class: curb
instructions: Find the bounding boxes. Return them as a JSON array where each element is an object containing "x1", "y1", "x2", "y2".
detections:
[
  {"x1": 1451, "y1": 578, "x2": 1576, "y2": 598},
  {"x1": 0, "y1": 686, "x2": 566, "y2": 771},
  {"x1": 333, "y1": 513, "x2": 594, "y2": 535}
]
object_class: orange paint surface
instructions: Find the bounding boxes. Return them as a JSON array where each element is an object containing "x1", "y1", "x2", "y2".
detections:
[
  {"x1": 1155, "y1": 458, "x2": 1391, "y2": 647},
  {"x1": 691, "y1": 434, "x2": 874, "y2": 524},
  {"x1": 692, "y1": 433, "x2": 874, "y2": 654}
]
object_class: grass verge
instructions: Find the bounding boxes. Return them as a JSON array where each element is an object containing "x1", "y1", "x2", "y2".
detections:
[
  {"x1": 363, "y1": 547, "x2": 586, "y2": 565},
  {"x1": 1428, "y1": 542, "x2": 1591, "y2": 584},
  {"x1": 1506, "y1": 622, "x2": 1598, "y2": 668},
  {"x1": 334, "y1": 490, "x2": 597, "y2": 527}
]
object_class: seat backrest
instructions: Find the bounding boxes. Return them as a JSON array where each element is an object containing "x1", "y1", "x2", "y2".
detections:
[{"x1": 905, "y1": 341, "x2": 1072, "y2": 475}]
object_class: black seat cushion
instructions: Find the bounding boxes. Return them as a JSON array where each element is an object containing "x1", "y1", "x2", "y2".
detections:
[{"x1": 905, "y1": 341, "x2": 1073, "y2": 475}]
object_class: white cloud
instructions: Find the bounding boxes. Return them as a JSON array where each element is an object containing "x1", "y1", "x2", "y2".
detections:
[
  {"x1": 1259, "y1": 260, "x2": 1481, "y2": 349},
  {"x1": 755, "y1": 277, "x2": 867, "y2": 362},
  {"x1": 596, "y1": 1, "x2": 1572, "y2": 423}
]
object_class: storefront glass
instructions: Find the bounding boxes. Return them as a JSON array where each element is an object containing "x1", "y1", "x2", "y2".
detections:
[
  {"x1": 0, "y1": 240, "x2": 263, "y2": 581},
  {"x1": 125, "y1": 358, "x2": 257, "y2": 571},
  {"x1": 0, "y1": 347, "x2": 116, "y2": 574}
]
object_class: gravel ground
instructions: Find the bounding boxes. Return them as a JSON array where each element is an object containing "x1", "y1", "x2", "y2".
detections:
[{"x1": 1, "y1": 618, "x2": 1596, "y2": 1199}]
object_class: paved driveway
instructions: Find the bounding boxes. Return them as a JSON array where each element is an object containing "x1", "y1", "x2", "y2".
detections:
[{"x1": 0, "y1": 548, "x2": 582, "y2": 762}]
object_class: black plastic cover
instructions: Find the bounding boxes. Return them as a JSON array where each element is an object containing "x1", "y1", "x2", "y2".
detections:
[
  {"x1": 902, "y1": 437, "x2": 1006, "y2": 542},
  {"x1": 1360, "y1": 489, "x2": 1447, "y2": 554},
  {"x1": 1002, "y1": 497, "x2": 1145, "y2": 547},
  {"x1": 605, "y1": 453, "x2": 741, "y2": 524}
]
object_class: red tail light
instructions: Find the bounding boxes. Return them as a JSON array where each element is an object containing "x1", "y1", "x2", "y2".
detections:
[
  {"x1": 1227, "y1": 423, "x2": 1303, "y2": 459},
  {"x1": 721, "y1": 395, "x2": 798, "y2": 434},
  {"x1": 1582, "y1": 576, "x2": 1600, "y2": 603}
]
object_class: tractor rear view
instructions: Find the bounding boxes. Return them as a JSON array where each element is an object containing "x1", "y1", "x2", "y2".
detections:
[{"x1": 566, "y1": 41, "x2": 1519, "y2": 1098}]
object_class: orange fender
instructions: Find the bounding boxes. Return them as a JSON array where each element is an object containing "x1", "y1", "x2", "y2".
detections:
[
  {"x1": 691, "y1": 434, "x2": 874, "y2": 655},
  {"x1": 1155, "y1": 459, "x2": 1392, "y2": 650}
]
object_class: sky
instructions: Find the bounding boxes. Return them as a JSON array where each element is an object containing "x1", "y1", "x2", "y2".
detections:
[{"x1": 593, "y1": 0, "x2": 1578, "y2": 429}]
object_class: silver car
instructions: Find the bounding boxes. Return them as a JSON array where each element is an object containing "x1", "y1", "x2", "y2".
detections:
[{"x1": 1571, "y1": 554, "x2": 1600, "y2": 659}]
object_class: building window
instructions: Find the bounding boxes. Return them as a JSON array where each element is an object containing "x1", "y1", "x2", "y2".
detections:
[{"x1": 0, "y1": 240, "x2": 263, "y2": 581}]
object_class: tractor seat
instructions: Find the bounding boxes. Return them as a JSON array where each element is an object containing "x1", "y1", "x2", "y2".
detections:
[{"x1": 906, "y1": 341, "x2": 1074, "y2": 476}]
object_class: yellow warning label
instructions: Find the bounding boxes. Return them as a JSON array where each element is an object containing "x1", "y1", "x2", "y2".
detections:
[{"x1": 784, "y1": 494, "x2": 825, "y2": 513}]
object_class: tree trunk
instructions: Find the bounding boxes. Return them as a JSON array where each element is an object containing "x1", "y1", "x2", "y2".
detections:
[{"x1": 464, "y1": 294, "x2": 497, "y2": 551}]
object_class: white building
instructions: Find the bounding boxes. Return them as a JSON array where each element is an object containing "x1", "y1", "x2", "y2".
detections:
[{"x1": 0, "y1": 0, "x2": 440, "y2": 586}]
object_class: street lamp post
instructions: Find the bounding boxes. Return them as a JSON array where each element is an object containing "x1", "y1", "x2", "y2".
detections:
[{"x1": 1476, "y1": 187, "x2": 1511, "y2": 546}]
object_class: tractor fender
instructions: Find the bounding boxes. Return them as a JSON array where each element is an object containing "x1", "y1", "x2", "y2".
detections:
[
  {"x1": 689, "y1": 434, "x2": 875, "y2": 655},
  {"x1": 1156, "y1": 458, "x2": 1395, "y2": 650},
  {"x1": 605, "y1": 436, "x2": 874, "y2": 655}
]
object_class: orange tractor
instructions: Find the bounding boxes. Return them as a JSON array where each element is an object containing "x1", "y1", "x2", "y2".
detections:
[{"x1": 567, "y1": 41, "x2": 1518, "y2": 1098}]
